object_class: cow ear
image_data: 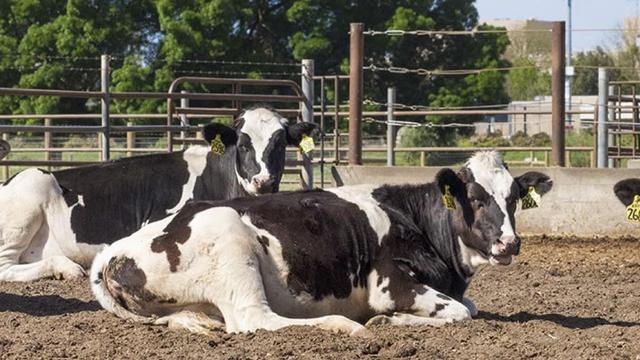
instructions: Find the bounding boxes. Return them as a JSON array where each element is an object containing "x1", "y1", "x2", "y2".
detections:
[
  {"x1": 286, "y1": 122, "x2": 317, "y2": 146},
  {"x1": 202, "y1": 123, "x2": 238, "y2": 147},
  {"x1": 614, "y1": 178, "x2": 640, "y2": 206},
  {"x1": 515, "y1": 171, "x2": 553, "y2": 198},
  {"x1": 435, "y1": 168, "x2": 466, "y2": 199}
]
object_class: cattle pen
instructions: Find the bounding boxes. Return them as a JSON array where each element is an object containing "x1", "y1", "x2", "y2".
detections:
[{"x1": 1, "y1": 20, "x2": 640, "y2": 360}]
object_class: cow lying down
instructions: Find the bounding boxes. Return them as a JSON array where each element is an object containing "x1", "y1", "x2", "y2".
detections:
[
  {"x1": 91, "y1": 151, "x2": 552, "y2": 336},
  {"x1": 0, "y1": 107, "x2": 315, "y2": 282}
]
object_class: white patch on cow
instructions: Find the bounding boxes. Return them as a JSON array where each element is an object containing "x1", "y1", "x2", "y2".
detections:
[
  {"x1": 367, "y1": 269, "x2": 395, "y2": 312},
  {"x1": 165, "y1": 146, "x2": 209, "y2": 214},
  {"x1": 465, "y1": 151, "x2": 516, "y2": 241},
  {"x1": 325, "y1": 185, "x2": 391, "y2": 244},
  {"x1": 236, "y1": 108, "x2": 287, "y2": 194},
  {"x1": 457, "y1": 236, "x2": 488, "y2": 271}
]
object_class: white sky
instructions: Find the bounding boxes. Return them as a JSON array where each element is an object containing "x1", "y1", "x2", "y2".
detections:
[{"x1": 476, "y1": 0, "x2": 640, "y2": 52}]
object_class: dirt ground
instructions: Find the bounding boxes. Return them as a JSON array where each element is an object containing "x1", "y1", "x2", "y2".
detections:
[{"x1": 1, "y1": 236, "x2": 640, "y2": 359}]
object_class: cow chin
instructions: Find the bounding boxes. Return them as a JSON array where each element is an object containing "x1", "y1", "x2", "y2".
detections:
[{"x1": 489, "y1": 254, "x2": 513, "y2": 266}]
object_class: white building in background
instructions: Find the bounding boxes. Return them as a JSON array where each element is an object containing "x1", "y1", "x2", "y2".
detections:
[{"x1": 474, "y1": 96, "x2": 598, "y2": 137}]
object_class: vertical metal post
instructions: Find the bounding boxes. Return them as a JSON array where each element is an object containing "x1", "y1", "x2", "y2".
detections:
[
  {"x1": 523, "y1": 106, "x2": 528, "y2": 136},
  {"x1": 127, "y1": 122, "x2": 135, "y2": 158},
  {"x1": 44, "y1": 118, "x2": 52, "y2": 171},
  {"x1": 386, "y1": 87, "x2": 396, "y2": 166},
  {"x1": 301, "y1": 59, "x2": 314, "y2": 189},
  {"x1": 551, "y1": 22, "x2": 566, "y2": 167},
  {"x1": 348, "y1": 23, "x2": 364, "y2": 165},
  {"x1": 180, "y1": 90, "x2": 189, "y2": 150},
  {"x1": 566, "y1": 0, "x2": 573, "y2": 127},
  {"x1": 319, "y1": 76, "x2": 326, "y2": 188},
  {"x1": 334, "y1": 76, "x2": 340, "y2": 164},
  {"x1": 608, "y1": 85, "x2": 615, "y2": 168},
  {"x1": 597, "y1": 68, "x2": 608, "y2": 168},
  {"x1": 2, "y1": 133, "x2": 7, "y2": 180},
  {"x1": 100, "y1": 54, "x2": 110, "y2": 161}
]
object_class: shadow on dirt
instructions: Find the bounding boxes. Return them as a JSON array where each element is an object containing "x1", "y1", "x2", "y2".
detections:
[
  {"x1": 478, "y1": 311, "x2": 640, "y2": 329},
  {"x1": 0, "y1": 293, "x2": 100, "y2": 316}
]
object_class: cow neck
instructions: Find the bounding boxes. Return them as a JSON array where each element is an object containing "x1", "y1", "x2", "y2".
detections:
[
  {"x1": 375, "y1": 183, "x2": 474, "y2": 281},
  {"x1": 194, "y1": 146, "x2": 249, "y2": 201}
]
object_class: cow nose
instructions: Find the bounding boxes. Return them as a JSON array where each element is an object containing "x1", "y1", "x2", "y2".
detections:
[
  {"x1": 498, "y1": 235, "x2": 520, "y2": 255},
  {"x1": 251, "y1": 175, "x2": 275, "y2": 193}
]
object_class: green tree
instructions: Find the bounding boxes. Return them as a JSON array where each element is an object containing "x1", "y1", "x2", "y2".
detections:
[{"x1": 572, "y1": 47, "x2": 617, "y2": 95}]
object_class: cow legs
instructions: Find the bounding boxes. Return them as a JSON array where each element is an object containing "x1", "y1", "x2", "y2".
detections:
[
  {"x1": 204, "y1": 239, "x2": 369, "y2": 337},
  {"x1": 366, "y1": 313, "x2": 451, "y2": 327},
  {"x1": 154, "y1": 311, "x2": 225, "y2": 335},
  {"x1": 0, "y1": 208, "x2": 85, "y2": 281}
]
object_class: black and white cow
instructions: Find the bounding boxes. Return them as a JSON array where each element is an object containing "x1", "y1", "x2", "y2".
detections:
[
  {"x1": 91, "y1": 151, "x2": 552, "y2": 335},
  {"x1": 0, "y1": 107, "x2": 315, "y2": 282},
  {"x1": 614, "y1": 178, "x2": 640, "y2": 206}
]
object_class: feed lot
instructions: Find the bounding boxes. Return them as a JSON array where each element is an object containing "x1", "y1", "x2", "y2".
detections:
[{"x1": 1, "y1": 236, "x2": 639, "y2": 359}]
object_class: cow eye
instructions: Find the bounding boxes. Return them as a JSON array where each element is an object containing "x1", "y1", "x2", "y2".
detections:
[{"x1": 473, "y1": 199, "x2": 484, "y2": 208}]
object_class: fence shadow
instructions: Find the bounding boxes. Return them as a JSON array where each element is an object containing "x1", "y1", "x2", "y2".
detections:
[
  {"x1": 0, "y1": 293, "x2": 100, "y2": 316},
  {"x1": 477, "y1": 310, "x2": 640, "y2": 329}
]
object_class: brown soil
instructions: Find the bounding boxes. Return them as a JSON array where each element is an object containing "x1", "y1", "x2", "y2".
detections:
[{"x1": 1, "y1": 236, "x2": 640, "y2": 359}]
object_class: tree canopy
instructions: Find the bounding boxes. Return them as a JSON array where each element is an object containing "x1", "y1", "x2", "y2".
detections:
[{"x1": 0, "y1": 0, "x2": 510, "y2": 139}]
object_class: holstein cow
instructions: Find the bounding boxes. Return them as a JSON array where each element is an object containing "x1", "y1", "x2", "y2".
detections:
[
  {"x1": 0, "y1": 107, "x2": 315, "y2": 282},
  {"x1": 91, "y1": 151, "x2": 552, "y2": 336}
]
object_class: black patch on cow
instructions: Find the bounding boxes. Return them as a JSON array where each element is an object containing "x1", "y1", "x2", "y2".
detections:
[
  {"x1": 104, "y1": 256, "x2": 156, "y2": 312},
  {"x1": 53, "y1": 151, "x2": 191, "y2": 245},
  {"x1": 256, "y1": 235, "x2": 269, "y2": 254},
  {"x1": 59, "y1": 185, "x2": 79, "y2": 207},
  {"x1": 193, "y1": 147, "x2": 248, "y2": 201},
  {"x1": 37, "y1": 168, "x2": 52, "y2": 175},
  {"x1": 159, "y1": 298, "x2": 177, "y2": 304},
  {"x1": 151, "y1": 202, "x2": 216, "y2": 272},
  {"x1": 217, "y1": 190, "x2": 379, "y2": 301},
  {"x1": 429, "y1": 303, "x2": 448, "y2": 317},
  {"x1": 436, "y1": 293, "x2": 452, "y2": 301},
  {"x1": 234, "y1": 133, "x2": 262, "y2": 182}
]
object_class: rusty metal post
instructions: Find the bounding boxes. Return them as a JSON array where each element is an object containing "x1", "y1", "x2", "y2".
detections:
[
  {"x1": 100, "y1": 54, "x2": 111, "y2": 161},
  {"x1": 551, "y1": 22, "x2": 566, "y2": 167},
  {"x1": 348, "y1": 23, "x2": 364, "y2": 165}
]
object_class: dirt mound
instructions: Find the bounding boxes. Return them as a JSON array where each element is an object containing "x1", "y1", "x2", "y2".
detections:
[{"x1": 1, "y1": 236, "x2": 639, "y2": 359}]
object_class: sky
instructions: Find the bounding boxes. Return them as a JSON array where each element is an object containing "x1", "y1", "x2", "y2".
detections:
[{"x1": 476, "y1": 0, "x2": 639, "y2": 52}]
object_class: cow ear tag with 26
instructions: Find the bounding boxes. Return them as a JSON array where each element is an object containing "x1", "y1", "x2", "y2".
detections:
[
  {"x1": 442, "y1": 185, "x2": 456, "y2": 210},
  {"x1": 210, "y1": 134, "x2": 225, "y2": 156},
  {"x1": 625, "y1": 195, "x2": 640, "y2": 223},
  {"x1": 299, "y1": 134, "x2": 315, "y2": 154},
  {"x1": 521, "y1": 186, "x2": 541, "y2": 210}
]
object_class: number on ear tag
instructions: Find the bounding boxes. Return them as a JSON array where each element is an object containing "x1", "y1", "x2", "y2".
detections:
[
  {"x1": 442, "y1": 185, "x2": 456, "y2": 210},
  {"x1": 521, "y1": 186, "x2": 541, "y2": 210},
  {"x1": 210, "y1": 134, "x2": 225, "y2": 156},
  {"x1": 626, "y1": 195, "x2": 640, "y2": 223},
  {"x1": 299, "y1": 134, "x2": 315, "y2": 154}
]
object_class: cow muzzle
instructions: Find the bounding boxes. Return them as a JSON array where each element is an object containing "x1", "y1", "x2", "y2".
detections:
[
  {"x1": 251, "y1": 175, "x2": 277, "y2": 194},
  {"x1": 490, "y1": 234, "x2": 520, "y2": 265}
]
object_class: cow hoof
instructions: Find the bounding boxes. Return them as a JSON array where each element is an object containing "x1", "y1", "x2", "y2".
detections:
[
  {"x1": 50, "y1": 257, "x2": 87, "y2": 280},
  {"x1": 463, "y1": 297, "x2": 478, "y2": 317},
  {"x1": 365, "y1": 315, "x2": 392, "y2": 327}
]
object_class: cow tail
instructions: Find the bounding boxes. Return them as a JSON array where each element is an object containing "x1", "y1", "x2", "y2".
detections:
[{"x1": 90, "y1": 248, "x2": 155, "y2": 324}]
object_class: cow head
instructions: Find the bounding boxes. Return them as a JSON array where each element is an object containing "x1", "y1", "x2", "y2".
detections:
[
  {"x1": 614, "y1": 178, "x2": 640, "y2": 206},
  {"x1": 203, "y1": 107, "x2": 316, "y2": 195},
  {"x1": 436, "y1": 151, "x2": 552, "y2": 268}
]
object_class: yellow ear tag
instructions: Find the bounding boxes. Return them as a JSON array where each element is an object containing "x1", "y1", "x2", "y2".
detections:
[
  {"x1": 210, "y1": 134, "x2": 225, "y2": 156},
  {"x1": 299, "y1": 134, "x2": 315, "y2": 154},
  {"x1": 625, "y1": 195, "x2": 640, "y2": 222},
  {"x1": 442, "y1": 185, "x2": 456, "y2": 210},
  {"x1": 521, "y1": 186, "x2": 541, "y2": 210}
]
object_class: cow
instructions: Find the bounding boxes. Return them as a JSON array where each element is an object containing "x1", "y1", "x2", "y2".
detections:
[
  {"x1": 90, "y1": 151, "x2": 552, "y2": 336},
  {"x1": 0, "y1": 139, "x2": 9, "y2": 160},
  {"x1": 614, "y1": 178, "x2": 640, "y2": 207},
  {"x1": 0, "y1": 107, "x2": 316, "y2": 282}
]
